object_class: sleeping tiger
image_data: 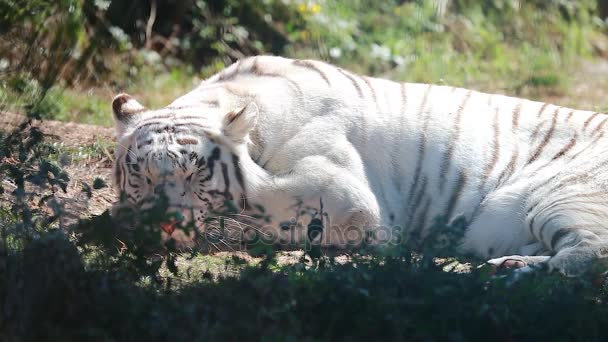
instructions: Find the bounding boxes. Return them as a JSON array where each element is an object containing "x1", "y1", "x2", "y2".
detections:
[{"x1": 112, "y1": 55, "x2": 608, "y2": 276}]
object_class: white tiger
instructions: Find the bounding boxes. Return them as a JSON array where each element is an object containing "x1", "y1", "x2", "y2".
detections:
[{"x1": 112, "y1": 55, "x2": 608, "y2": 276}]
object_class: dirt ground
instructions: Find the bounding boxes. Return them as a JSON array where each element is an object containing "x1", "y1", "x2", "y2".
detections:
[
  {"x1": 1, "y1": 112, "x2": 116, "y2": 225},
  {"x1": 544, "y1": 59, "x2": 608, "y2": 111}
]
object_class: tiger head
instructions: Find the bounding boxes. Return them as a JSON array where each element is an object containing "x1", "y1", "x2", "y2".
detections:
[{"x1": 110, "y1": 93, "x2": 258, "y2": 238}]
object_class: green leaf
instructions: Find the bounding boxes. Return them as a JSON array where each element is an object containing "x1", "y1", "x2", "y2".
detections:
[{"x1": 93, "y1": 177, "x2": 106, "y2": 189}]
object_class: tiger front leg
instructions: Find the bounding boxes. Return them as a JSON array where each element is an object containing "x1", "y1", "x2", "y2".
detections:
[{"x1": 250, "y1": 156, "x2": 382, "y2": 248}]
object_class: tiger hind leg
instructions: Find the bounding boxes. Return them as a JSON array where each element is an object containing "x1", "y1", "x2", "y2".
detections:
[
  {"x1": 481, "y1": 183, "x2": 608, "y2": 276},
  {"x1": 522, "y1": 185, "x2": 608, "y2": 277}
]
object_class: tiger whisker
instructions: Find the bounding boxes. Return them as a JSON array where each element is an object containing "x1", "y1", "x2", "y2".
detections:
[
  {"x1": 216, "y1": 216, "x2": 272, "y2": 238},
  {"x1": 205, "y1": 223, "x2": 245, "y2": 243},
  {"x1": 228, "y1": 213, "x2": 259, "y2": 221},
  {"x1": 217, "y1": 239, "x2": 236, "y2": 251},
  {"x1": 204, "y1": 223, "x2": 237, "y2": 237},
  {"x1": 206, "y1": 240, "x2": 221, "y2": 252}
]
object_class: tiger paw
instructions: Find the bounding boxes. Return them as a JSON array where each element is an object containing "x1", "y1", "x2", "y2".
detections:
[
  {"x1": 486, "y1": 255, "x2": 550, "y2": 275},
  {"x1": 487, "y1": 256, "x2": 528, "y2": 270}
]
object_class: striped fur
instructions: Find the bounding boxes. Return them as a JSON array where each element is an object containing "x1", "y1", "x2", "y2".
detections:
[{"x1": 112, "y1": 56, "x2": 608, "y2": 275}]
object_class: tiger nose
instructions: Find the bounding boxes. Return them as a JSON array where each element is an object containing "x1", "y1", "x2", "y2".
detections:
[
  {"x1": 160, "y1": 207, "x2": 192, "y2": 235},
  {"x1": 160, "y1": 220, "x2": 178, "y2": 235}
]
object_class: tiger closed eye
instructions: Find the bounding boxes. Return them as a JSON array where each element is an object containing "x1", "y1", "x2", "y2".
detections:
[{"x1": 146, "y1": 177, "x2": 152, "y2": 185}]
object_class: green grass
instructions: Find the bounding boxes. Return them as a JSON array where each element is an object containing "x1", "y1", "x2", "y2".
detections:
[
  {"x1": 287, "y1": 0, "x2": 598, "y2": 94},
  {"x1": 128, "y1": 66, "x2": 204, "y2": 114},
  {"x1": 156, "y1": 252, "x2": 257, "y2": 283},
  {"x1": 1, "y1": 65, "x2": 201, "y2": 127},
  {"x1": 44, "y1": 139, "x2": 114, "y2": 165},
  {"x1": 3, "y1": 1, "x2": 606, "y2": 125}
]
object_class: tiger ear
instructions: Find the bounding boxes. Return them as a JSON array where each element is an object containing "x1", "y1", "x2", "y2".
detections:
[
  {"x1": 222, "y1": 102, "x2": 258, "y2": 142},
  {"x1": 112, "y1": 93, "x2": 146, "y2": 124}
]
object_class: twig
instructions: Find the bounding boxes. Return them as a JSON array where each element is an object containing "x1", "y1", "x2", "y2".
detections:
[{"x1": 145, "y1": 0, "x2": 157, "y2": 50}]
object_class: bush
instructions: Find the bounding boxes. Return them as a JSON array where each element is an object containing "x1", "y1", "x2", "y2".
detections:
[{"x1": 1, "y1": 122, "x2": 608, "y2": 340}]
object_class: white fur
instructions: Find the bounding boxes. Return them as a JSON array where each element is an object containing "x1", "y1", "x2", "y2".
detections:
[{"x1": 114, "y1": 56, "x2": 608, "y2": 275}]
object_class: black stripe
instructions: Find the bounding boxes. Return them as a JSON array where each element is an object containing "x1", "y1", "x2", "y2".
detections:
[
  {"x1": 392, "y1": 83, "x2": 408, "y2": 194},
  {"x1": 410, "y1": 177, "x2": 428, "y2": 221},
  {"x1": 439, "y1": 90, "x2": 472, "y2": 192},
  {"x1": 410, "y1": 198, "x2": 432, "y2": 245},
  {"x1": 535, "y1": 193, "x2": 605, "y2": 230},
  {"x1": 537, "y1": 102, "x2": 549, "y2": 118},
  {"x1": 527, "y1": 107, "x2": 559, "y2": 164},
  {"x1": 128, "y1": 161, "x2": 140, "y2": 173},
  {"x1": 527, "y1": 173, "x2": 593, "y2": 216},
  {"x1": 137, "y1": 118, "x2": 212, "y2": 128},
  {"x1": 512, "y1": 101, "x2": 522, "y2": 130},
  {"x1": 496, "y1": 149, "x2": 519, "y2": 186},
  {"x1": 138, "y1": 114, "x2": 176, "y2": 122},
  {"x1": 172, "y1": 116, "x2": 214, "y2": 121},
  {"x1": 479, "y1": 107, "x2": 500, "y2": 190},
  {"x1": 114, "y1": 162, "x2": 122, "y2": 188},
  {"x1": 135, "y1": 121, "x2": 165, "y2": 130},
  {"x1": 445, "y1": 171, "x2": 467, "y2": 220},
  {"x1": 251, "y1": 57, "x2": 303, "y2": 95},
  {"x1": 551, "y1": 133, "x2": 577, "y2": 161},
  {"x1": 550, "y1": 228, "x2": 571, "y2": 250},
  {"x1": 565, "y1": 110, "x2": 575, "y2": 122},
  {"x1": 174, "y1": 123, "x2": 212, "y2": 130},
  {"x1": 137, "y1": 138, "x2": 154, "y2": 147},
  {"x1": 197, "y1": 156, "x2": 206, "y2": 168},
  {"x1": 406, "y1": 85, "x2": 433, "y2": 204},
  {"x1": 337, "y1": 68, "x2": 363, "y2": 97},
  {"x1": 125, "y1": 148, "x2": 133, "y2": 164},
  {"x1": 221, "y1": 162, "x2": 230, "y2": 194},
  {"x1": 591, "y1": 117, "x2": 608, "y2": 135},
  {"x1": 127, "y1": 177, "x2": 140, "y2": 189},
  {"x1": 232, "y1": 154, "x2": 245, "y2": 191},
  {"x1": 583, "y1": 112, "x2": 601, "y2": 131},
  {"x1": 166, "y1": 149, "x2": 180, "y2": 160},
  {"x1": 168, "y1": 99, "x2": 220, "y2": 109},
  {"x1": 207, "y1": 147, "x2": 221, "y2": 173},
  {"x1": 537, "y1": 214, "x2": 560, "y2": 243},
  {"x1": 361, "y1": 76, "x2": 381, "y2": 112},
  {"x1": 292, "y1": 60, "x2": 331, "y2": 86},
  {"x1": 569, "y1": 132, "x2": 604, "y2": 161},
  {"x1": 120, "y1": 160, "x2": 128, "y2": 192}
]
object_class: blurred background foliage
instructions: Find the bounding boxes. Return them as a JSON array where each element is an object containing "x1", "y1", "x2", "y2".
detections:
[{"x1": 1, "y1": 0, "x2": 607, "y2": 124}]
